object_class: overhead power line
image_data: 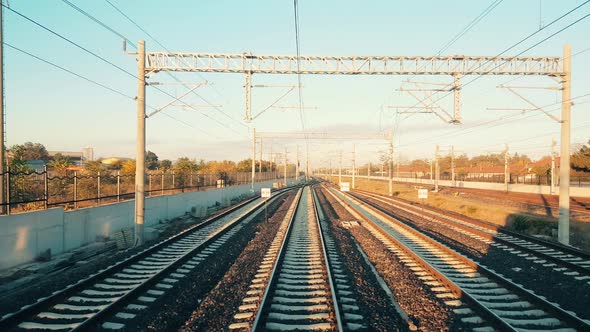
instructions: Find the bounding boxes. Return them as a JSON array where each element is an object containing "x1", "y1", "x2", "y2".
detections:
[
  {"x1": 436, "y1": 0, "x2": 504, "y2": 55},
  {"x1": 1, "y1": 4, "x2": 136, "y2": 79},
  {"x1": 59, "y1": 0, "x2": 137, "y2": 48},
  {"x1": 398, "y1": 1, "x2": 590, "y2": 147},
  {"x1": 4, "y1": 42, "x2": 218, "y2": 136},
  {"x1": 293, "y1": 0, "x2": 307, "y2": 135},
  {"x1": 4, "y1": 42, "x2": 135, "y2": 100},
  {"x1": 102, "y1": 0, "x2": 248, "y2": 131},
  {"x1": 393, "y1": 0, "x2": 504, "y2": 144},
  {"x1": 415, "y1": 0, "x2": 590, "y2": 111},
  {"x1": 406, "y1": 0, "x2": 590, "y2": 115},
  {"x1": 398, "y1": 91, "x2": 590, "y2": 148},
  {"x1": 12, "y1": 1, "x2": 245, "y2": 136}
]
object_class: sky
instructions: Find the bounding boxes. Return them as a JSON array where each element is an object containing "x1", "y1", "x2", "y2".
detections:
[{"x1": 4, "y1": 0, "x2": 590, "y2": 169}]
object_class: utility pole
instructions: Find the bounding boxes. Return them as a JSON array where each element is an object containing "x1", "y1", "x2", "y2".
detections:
[
  {"x1": 368, "y1": 162, "x2": 371, "y2": 180},
  {"x1": 134, "y1": 40, "x2": 146, "y2": 246},
  {"x1": 451, "y1": 145, "x2": 455, "y2": 187},
  {"x1": 339, "y1": 150, "x2": 342, "y2": 185},
  {"x1": 559, "y1": 44, "x2": 572, "y2": 245},
  {"x1": 504, "y1": 144, "x2": 509, "y2": 192},
  {"x1": 258, "y1": 138, "x2": 262, "y2": 173},
  {"x1": 551, "y1": 139, "x2": 556, "y2": 195},
  {"x1": 251, "y1": 128, "x2": 256, "y2": 191},
  {"x1": 269, "y1": 140, "x2": 273, "y2": 179},
  {"x1": 296, "y1": 145, "x2": 299, "y2": 183},
  {"x1": 245, "y1": 71, "x2": 252, "y2": 121},
  {"x1": 430, "y1": 159, "x2": 433, "y2": 181},
  {"x1": 306, "y1": 145, "x2": 309, "y2": 182},
  {"x1": 352, "y1": 144, "x2": 356, "y2": 189},
  {"x1": 434, "y1": 145, "x2": 440, "y2": 192},
  {"x1": 389, "y1": 129, "x2": 394, "y2": 196},
  {"x1": 284, "y1": 147, "x2": 287, "y2": 186},
  {"x1": 0, "y1": 4, "x2": 4, "y2": 215}
]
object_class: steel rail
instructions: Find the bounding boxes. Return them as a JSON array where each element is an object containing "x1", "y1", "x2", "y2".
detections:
[
  {"x1": 251, "y1": 188, "x2": 303, "y2": 331},
  {"x1": 332, "y1": 186, "x2": 590, "y2": 330},
  {"x1": 311, "y1": 187, "x2": 344, "y2": 331},
  {"x1": 353, "y1": 188, "x2": 590, "y2": 273},
  {"x1": 252, "y1": 186, "x2": 341, "y2": 331},
  {"x1": 0, "y1": 187, "x2": 294, "y2": 331}
]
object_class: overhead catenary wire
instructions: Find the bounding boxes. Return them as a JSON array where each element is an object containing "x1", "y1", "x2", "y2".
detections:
[
  {"x1": 1, "y1": 4, "x2": 136, "y2": 80},
  {"x1": 17, "y1": 0, "x2": 243, "y2": 137},
  {"x1": 394, "y1": 6, "x2": 590, "y2": 150},
  {"x1": 4, "y1": 42, "x2": 134, "y2": 100},
  {"x1": 393, "y1": 0, "x2": 504, "y2": 145},
  {"x1": 408, "y1": 0, "x2": 590, "y2": 115},
  {"x1": 5, "y1": 42, "x2": 218, "y2": 137},
  {"x1": 102, "y1": 0, "x2": 248, "y2": 131},
  {"x1": 60, "y1": 0, "x2": 136, "y2": 48},
  {"x1": 436, "y1": 0, "x2": 504, "y2": 55},
  {"x1": 398, "y1": 91, "x2": 590, "y2": 148}
]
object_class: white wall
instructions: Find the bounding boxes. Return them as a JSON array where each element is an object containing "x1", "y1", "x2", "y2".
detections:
[
  {"x1": 318, "y1": 174, "x2": 590, "y2": 198},
  {"x1": 0, "y1": 179, "x2": 293, "y2": 270}
]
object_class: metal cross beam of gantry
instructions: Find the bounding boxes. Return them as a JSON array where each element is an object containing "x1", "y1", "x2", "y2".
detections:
[{"x1": 134, "y1": 43, "x2": 573, "y2": 246}]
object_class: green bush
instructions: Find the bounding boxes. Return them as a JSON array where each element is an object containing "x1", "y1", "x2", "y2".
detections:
[
  {"x1": 512, "y1": 215, "x2": 531, "y2": 232},
  {"x1": 466, "y1": 206, "x2": 477, "y2": 215}
]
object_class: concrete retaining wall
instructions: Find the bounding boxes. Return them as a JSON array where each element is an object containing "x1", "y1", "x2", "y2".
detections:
[{"x1": 0, "y1": 178, "x2": 294, "y2": 270}]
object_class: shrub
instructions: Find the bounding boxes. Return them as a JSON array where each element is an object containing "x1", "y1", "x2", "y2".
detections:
[{"x1": 512, "y1": 215, "x2": 531, "y2": 232}]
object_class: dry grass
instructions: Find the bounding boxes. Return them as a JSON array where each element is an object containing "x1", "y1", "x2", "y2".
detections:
[{"x1": 324, "y1": 175, "x2": 590, "y2": 251}]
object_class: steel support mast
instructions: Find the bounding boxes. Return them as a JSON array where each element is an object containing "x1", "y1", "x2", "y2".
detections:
[
  {"x1": 251, "y1": 128, "x2": 256, "y2": 191},
  {"x1": 388, "y1": 130, "x2": 394, "y2": 196},
  {"x1": 135, "y1": 40, "x2": 146, "y2": 246},
  {"x1": 0, "y1": 5, "x2": 5, "y2": 214},
  {"x1": 559, "y1": 45, "x2": 572, "y2": 245}
]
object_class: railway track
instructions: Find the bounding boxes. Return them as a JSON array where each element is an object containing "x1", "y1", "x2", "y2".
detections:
[
  {"x1": 434, "y1": 186, "x2": 590, "y2": 215},
  {"x1": 0, "y1": 188, "x2": 294, "y2": 332},
  {"x1": 352, "y1": 189, "x2": 590, "y2": 277},
  {"x1": 326, "y1": 185, "x2": 590, "y2": 331},
  {"x1": 230, "y1": 186, "x2": 363, "y2": 331}
]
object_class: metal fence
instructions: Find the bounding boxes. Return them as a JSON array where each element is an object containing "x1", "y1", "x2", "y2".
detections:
[
  {"x1": 403, "y1": 172, "x2": 590, "y2": 187},
  {"x1": 1, "y1": 168, "x2": 286, "y2": 215}
]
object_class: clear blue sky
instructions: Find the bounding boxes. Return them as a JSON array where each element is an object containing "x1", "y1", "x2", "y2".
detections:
[{"x1": 4, "y1": 0, "x2": 590, "y2": 168}]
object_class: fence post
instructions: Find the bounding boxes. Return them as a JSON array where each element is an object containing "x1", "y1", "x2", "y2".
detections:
[
  {"x1": 44, "y1": 166, "x2": 48, "y2": 209},
  {"x1": 97, "y1": 172, "x2": 101, "y2": 205},
  {"x1": 161, "y1": 172, "x2": 165, "y2": 196},
  {"x1": 190, "y1": 173, "x2": 193, "y2": 188},
  {"x1": 172, "y1": 171, "x2": 175, "y2": 191},
  {"x1": 117, "y1": 170, "x2": 121, "y2": 202},
  {"x1": 148, "y1": 173, "x2": 152, "y2": 196},
  {"x1": 73, "y1": 171, "x2": 77, "y2": 209}
]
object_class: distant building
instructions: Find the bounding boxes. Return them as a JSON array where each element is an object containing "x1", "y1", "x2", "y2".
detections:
[
  {"x1": 48, "y1": 151, "x2": 84, "y2": 165},
  {"x1": 25, "y1": 160, "x2": 46, "y2": 172},
  {"x1": 82, "y1": 147, "x2": 94, "y2": 163},
  {"x1": 100, "y1": 157, "x2": 132, "y2": 166},
  {"x1": 47, "y1": 147, "x2": 94, "y2": 165}
]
